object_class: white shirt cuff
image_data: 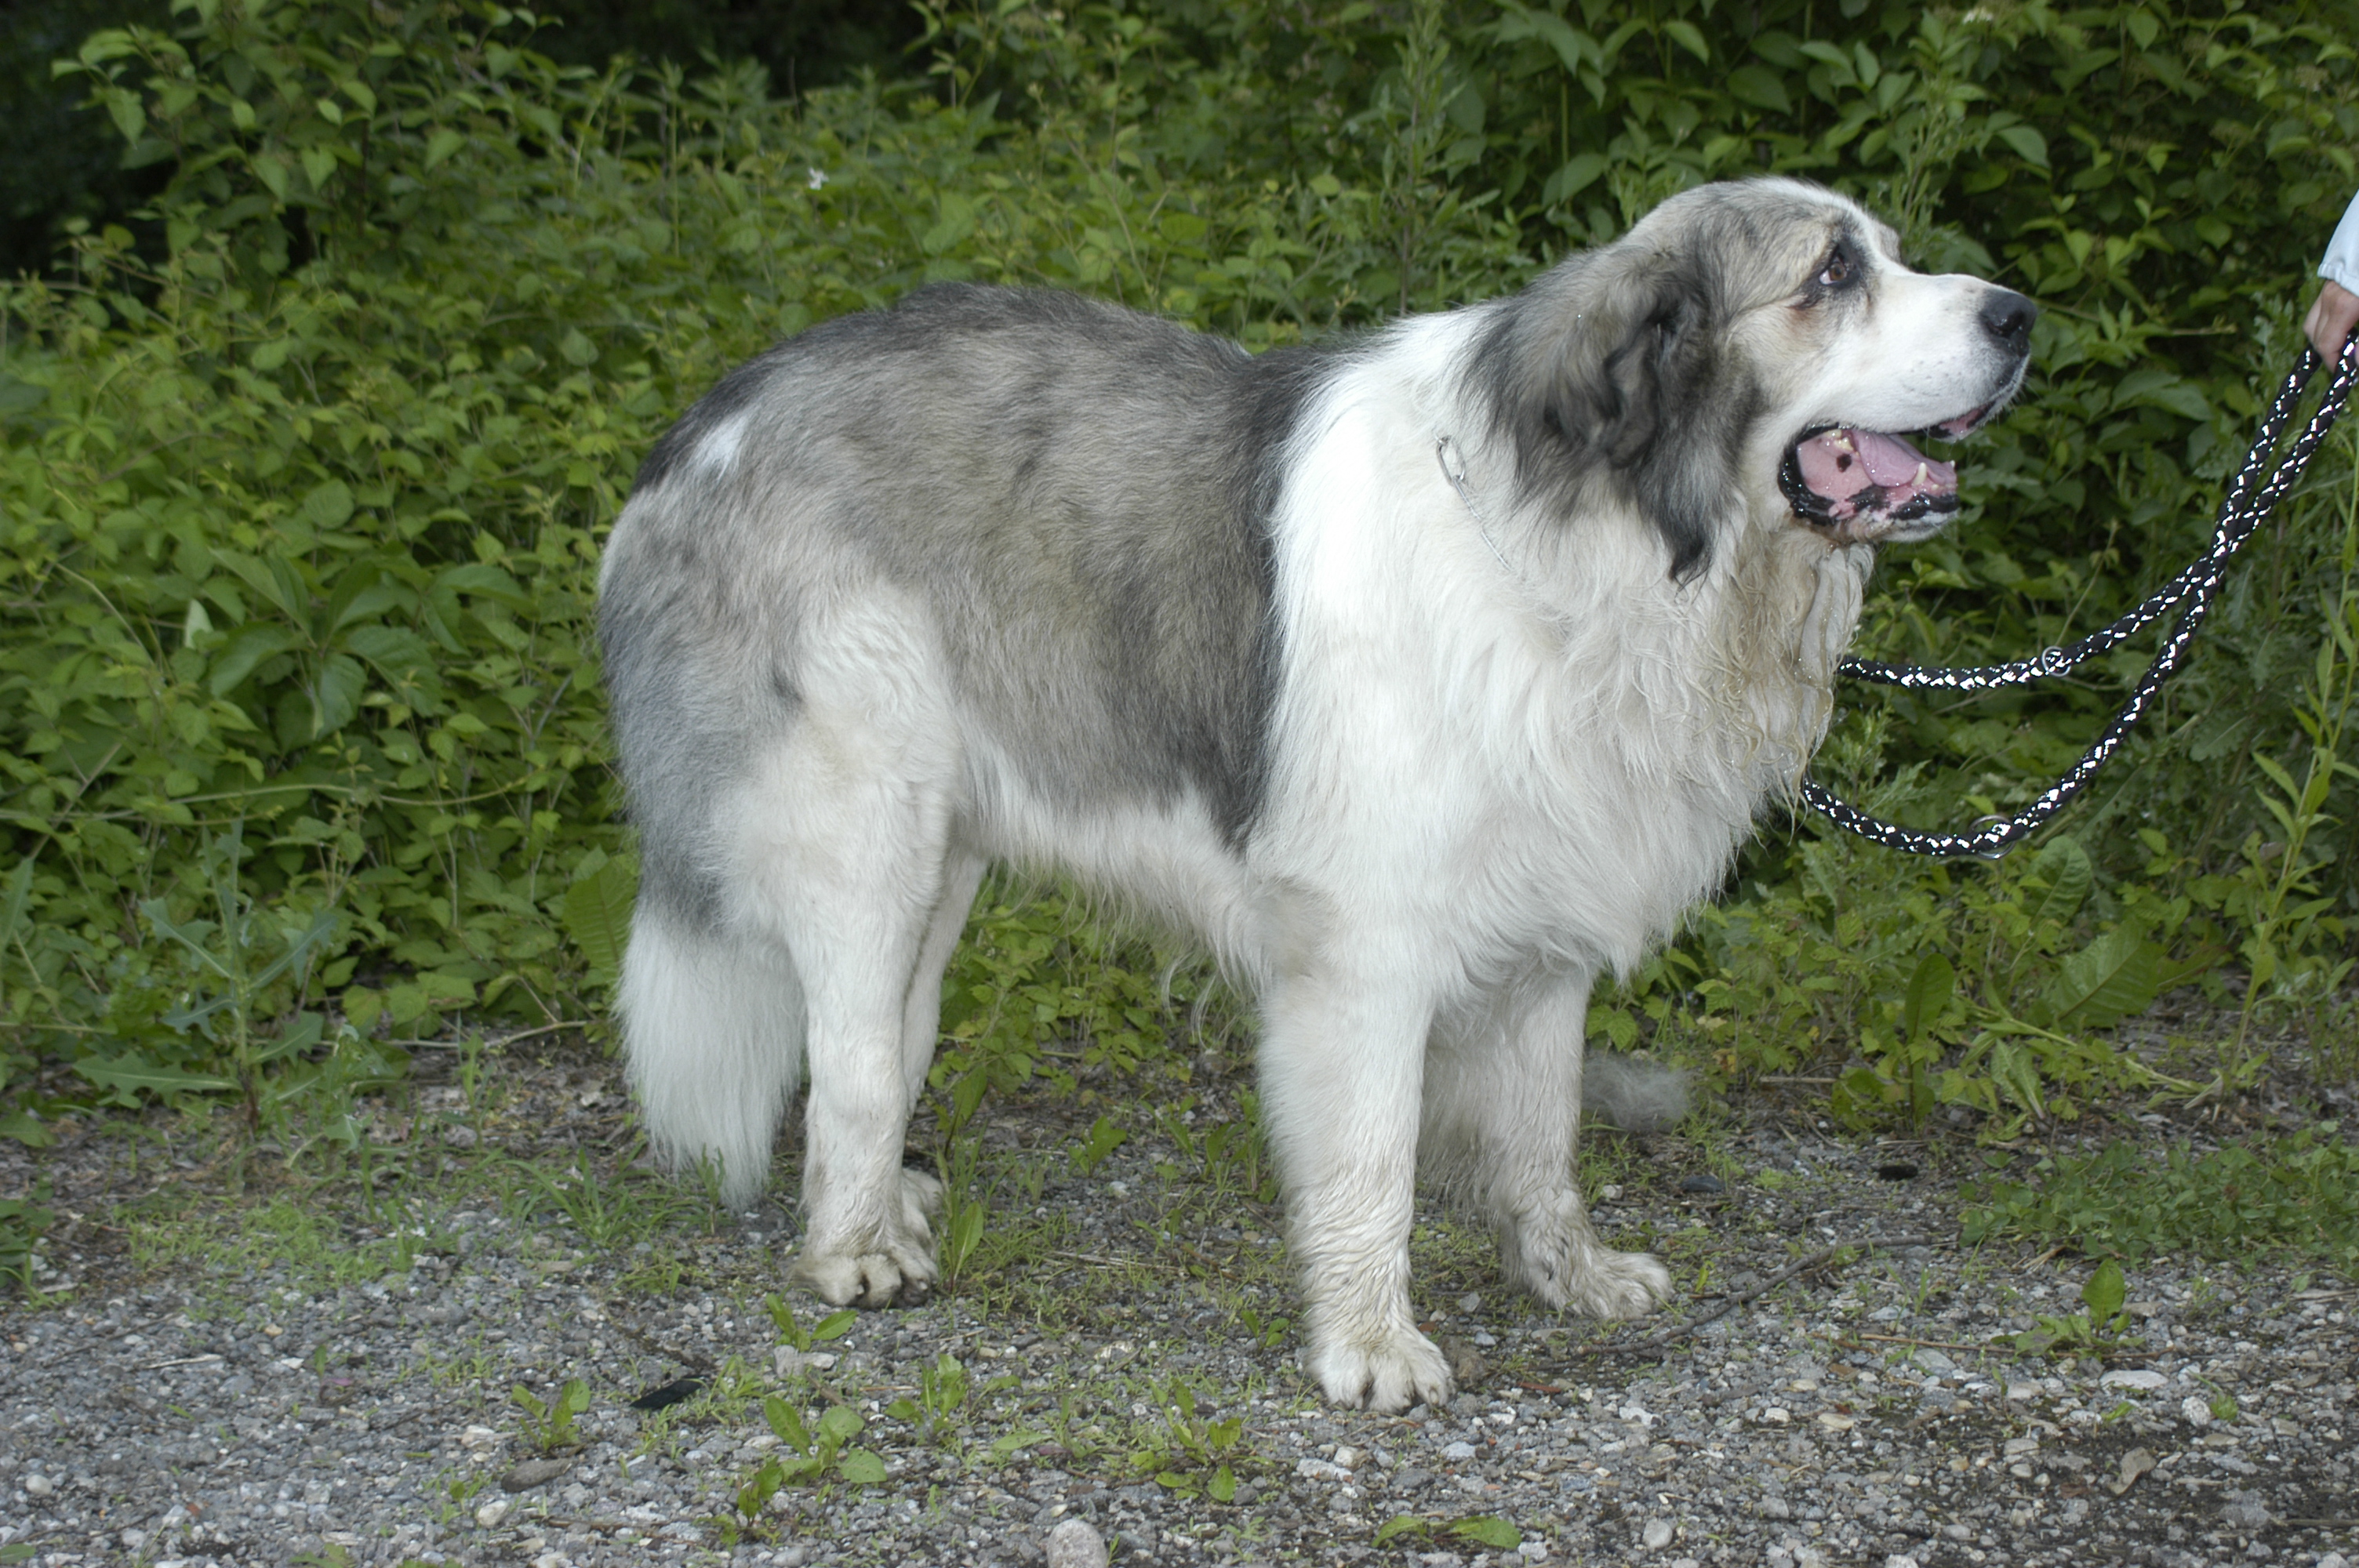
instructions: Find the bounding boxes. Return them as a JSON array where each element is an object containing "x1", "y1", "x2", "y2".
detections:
[{"x1": 2323, "y1": 193, "x2": 2359, "y2": 292}]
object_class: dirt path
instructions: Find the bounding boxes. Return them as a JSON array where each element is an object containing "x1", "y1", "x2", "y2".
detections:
[{"x1": 2, "y1": 1044, "x2": 2354, "y2": 1568}]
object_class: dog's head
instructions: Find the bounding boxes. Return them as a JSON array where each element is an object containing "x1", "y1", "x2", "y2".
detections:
[{"x1": 1469, "y1": 177, "x2": 2034, "y2": 579}]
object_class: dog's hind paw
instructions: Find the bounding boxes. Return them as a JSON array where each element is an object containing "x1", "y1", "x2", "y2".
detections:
[
  {"x1": 1310, "y1": 1329, "x2": 1454, "y2": 1413},
  {"x1": 1562, "y1": 1247, "x2": 1674, "y2": 1320}
]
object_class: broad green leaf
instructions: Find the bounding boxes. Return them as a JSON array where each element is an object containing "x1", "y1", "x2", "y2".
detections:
[
  {"x1": 764, "y1": 1396, "x2": 812, "y2": 1453},
  {"x1": 1452, "y1": 1517, "x2": 1523, "y2": 1549},
  {"x1": 75, "y1": 1056, "x2": 236, "y2": 1102},
  {"x1": 2081, "y1": 1258, "x2": 2127, "y2": 1323},
  {"x1": 2026, "y1": 837, "x2": 2092, "y2": 931},
  {"x1": 836, "y1": 1448, "x2": 887, "y2": 1484},
  {"x1": 1901, "y1": 953, "x2": 1954, "y2": 1042},
  {"x1": 209, "y1": 625, "x2": 300, "y2": 696},
  {"x1": 2044, "y1": 928, "x2": 2160, "y2": 1029},
  {"x1": 564, "y1": 859, "x2": 638, "y2": 978}
]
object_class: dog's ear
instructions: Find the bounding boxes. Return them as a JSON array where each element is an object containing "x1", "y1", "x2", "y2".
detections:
[{"x1": 1479, "y1": 246, "x2": 1743, "y2": 583}]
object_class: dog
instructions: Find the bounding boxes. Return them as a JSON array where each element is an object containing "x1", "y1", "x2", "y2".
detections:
[{"x1": 598, "y1": 176, "x2": 2033, "y2": 1411}]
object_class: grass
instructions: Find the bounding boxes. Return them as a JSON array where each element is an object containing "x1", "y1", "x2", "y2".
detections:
[{"x1": 1961, "y1": 1124, "x2": 2359, "y2": 1268}]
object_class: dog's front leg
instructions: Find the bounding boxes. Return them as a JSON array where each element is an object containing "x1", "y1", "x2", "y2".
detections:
[{"x1": 1259, "y1": 970, "x2": 1452, "y2": 1413}]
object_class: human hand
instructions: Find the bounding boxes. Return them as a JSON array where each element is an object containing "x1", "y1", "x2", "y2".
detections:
[{"x1": 2307, "y1": 280, "x2": 2359, "y2": 361}]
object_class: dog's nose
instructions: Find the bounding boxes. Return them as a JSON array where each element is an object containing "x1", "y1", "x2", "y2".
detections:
[{"x1": 1979, "y1": 289, "x2": 2037, "y2": 353}]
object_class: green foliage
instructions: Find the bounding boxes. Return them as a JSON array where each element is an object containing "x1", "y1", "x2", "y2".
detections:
[
  {"x1": 1964, "y1": 1125, "x2": 2359, "y2": 1267},
  {"x1": 1374, "y1": 1513, "x2": 1525, "y2": 1550},
  {"x1": 1127, "y1": 1379, "x2": 1247, "y2": 1501},
  {"x1": 885, "y1": 1353, "x2": 971, "y2": 1448},
  {"x1": 511, "y1": 1376, "x2": 591, "y2": 1454},
  {"x1": 2, "y1": 0, "x2": 2356, "y2": 1149},
  {"x1": 737, "y1": 1396, "x2": 888, "y2": 1508},
  {"x1": 0, "y1": 1195, "x2": 56, "y2": 1292},
  {"x1": 2011, "y1": 1256, "x2": 2132, "y2": 1358},
  {"x1": 764, "y1": 1294, "x2": 855, "y2": 1354}
]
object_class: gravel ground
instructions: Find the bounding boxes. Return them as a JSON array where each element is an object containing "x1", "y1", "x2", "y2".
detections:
[{"x1": 2, "y1": 1041, "x2": 2355, "y2": 1568}]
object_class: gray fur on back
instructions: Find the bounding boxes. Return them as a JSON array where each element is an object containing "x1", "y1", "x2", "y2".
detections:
[{"x1": 600, "y1": 285, "x2": 1336, "y2": 927}]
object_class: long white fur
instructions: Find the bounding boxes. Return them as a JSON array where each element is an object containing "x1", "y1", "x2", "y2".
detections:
[{"x1": 612, "y1": 180, "x2": 2025, "y2": 1411}]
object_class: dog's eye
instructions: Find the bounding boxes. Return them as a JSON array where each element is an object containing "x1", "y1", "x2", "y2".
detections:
[{"x1": 1817, "y1": 244, "x2": 1859, "y2": 289}]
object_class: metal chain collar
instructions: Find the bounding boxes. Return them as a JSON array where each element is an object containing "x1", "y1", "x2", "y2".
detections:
[{"x1": 1803, "y1": 342, "x2": 2359, "y2": 859}]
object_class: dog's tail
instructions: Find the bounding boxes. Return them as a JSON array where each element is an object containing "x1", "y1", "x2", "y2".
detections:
[
  {"x1": 1581, "y1": 1053, "x2": 1690, "y2": 1134},
  {"x1": 620, "y1": 909, "x2": 806, "y2": 1210}
]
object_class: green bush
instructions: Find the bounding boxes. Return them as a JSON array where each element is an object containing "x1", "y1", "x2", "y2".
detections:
[{"x1": 2, "y1": 0, "x2": 2356, "y2": 1142}]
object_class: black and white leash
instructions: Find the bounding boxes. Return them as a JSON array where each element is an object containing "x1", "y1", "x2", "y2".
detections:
[{"x1": 1803, "y1": 341, "x2": 2359, "y2": 859}]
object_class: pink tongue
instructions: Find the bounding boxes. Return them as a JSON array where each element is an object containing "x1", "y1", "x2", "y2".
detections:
[{"x1": 1796, "y1": 428, "x2": 1955, "y2": 510}]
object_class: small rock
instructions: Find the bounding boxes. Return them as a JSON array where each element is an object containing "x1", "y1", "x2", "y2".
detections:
[
  {"x1": 1295, "y1": 1457, "x2": 1352, "y2": 1482},
  {"x1": 1642, "y1": 1518, "x2": 1674, "y2": 1549},
  {"x1": 2099, "y1": 1368, "x2": 2168, "y2": 1392},
  {"x1": 2316, "y1": 1555, "x2": 2350, "y2": 1568},
  {"x1": 1392, "y1": 1466, "x2": 1433, "y2": 1491},
  {"x1": 1941, "y1": 1523, "x2": 1972, "y2": 1541},
  {"x1": 23, "y1": 1475, "x2": 53, "y2": 1497},
  {"x1": 1885, "y1": 1557, "x2": 1921, "y2": 1568},
  {"x1": 316, "y1": 1374, "x2": 361, "y2": 1406},
  {"x1": 1761, "y1": 1406, "x2": 1790, "y2": 1425},
  {"x1": 1045, "y1": 1516, "x2": 1108, "y2": 1568},
  {"x1": 475, "y1": 1497, "x2": 512, "y2": 1528},
  {"x1": 442, "y1": 1122, "x2": 479, "y2": 1148},
  {"x1": 1598, "y1": 1184, "x2": 1623, "y2": 1202},
  {"x1": 1758, "y1": 1497, "x2": 1790, "y2": 1520},
  {"x1": 1678, "y1": 1174, "x2": 1725, "y2": 1193},
  {"x1": 1441, "y1": 1441, "x2": 1478, "y2": 1461},
  {"x1": 2181, "y1": 1395, "x2": 2213, "y2": 1427},
  {"x1": 2005, "y1": 1381, "x2": 2040, "y2": 1401},
  {"x1": 1332, "y1": 1445, "x2": 1364, "y2": 1470},
  {"x1": 1518, "y1": 1541, "x2": 1551, "y2": 1562},
  {"x1": 502, "y1": 1457, "x2": 571, "y2": 1492},
  {"x1": 1457, "y1": 1292, "x2": 1481, "y2": 1313},
  {"x1": 774, "y1": 1345, "x2": 838, "y2": 1377},
  {"x1": 1439, "y1": 1336, "x2": 1488, "y2": 1384},
  {"x1": 1913, "y1": 1348, "x2": 1957, "y2": 1374}
]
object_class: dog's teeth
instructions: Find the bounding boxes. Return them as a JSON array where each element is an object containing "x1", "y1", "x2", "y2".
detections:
[
  {"x1": 1913, "y1": 462, "x2": 1930, "y2": 487},
  {"x1": 1831, "y1": 433, "x2": 1855, "y2": 452}
]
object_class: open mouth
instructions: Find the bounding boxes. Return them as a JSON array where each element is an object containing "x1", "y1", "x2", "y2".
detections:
[{"x1": 1780, "y1": 405, "x2": 1991, "y2": 540}]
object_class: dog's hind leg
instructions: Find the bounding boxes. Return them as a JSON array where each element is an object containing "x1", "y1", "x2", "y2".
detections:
[
  {"x1": 881, "y1": 850, "x2": 988, "y2": 1234},
  {"x1": 1423, "y1": 969, "x2": 1674, "y2": 1321},
  {"x1": 1259, "y1": 965, "x2": 1454, "y2": 1413}
]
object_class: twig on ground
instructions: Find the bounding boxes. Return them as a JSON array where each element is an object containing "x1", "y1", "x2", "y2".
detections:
[{"x1": 1565, "y1": 1233, "x2": 1939, "y2": 1360}]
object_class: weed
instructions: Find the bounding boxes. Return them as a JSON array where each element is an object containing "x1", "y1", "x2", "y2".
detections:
[
  {"x1": 1072, "y1": 1115, "x2": 1129, "y2": 1175},
  {"x1": 886, "y1": 1354, "x2": 972, "y2": 1449},
  {"x1": 1374, "y1": 1514, "x2": 1524, "y2": 1550},
  {"x1": 1964, "y1": 1127, "x2": 2359, "y2": 1268},
  {"x1": 2012, "y1": 1258, "x2": 2133, "y2": 1359},
  {"x1": 732, "y1": 1397, "x2": 888, "y2": 1524},
  {"x1": 1129, "y1": 1380, "x2": 1249, "y2": 1501},
  {"x1": 765, "y1": 1296, "x2": 855, "y2": 1355},
  {"x1": 0, "y1": 1195, "x2": 53, "y2": 1293},
  {"x1": 511, "y1": 1378, "x2": 591, "y2": 1454}
]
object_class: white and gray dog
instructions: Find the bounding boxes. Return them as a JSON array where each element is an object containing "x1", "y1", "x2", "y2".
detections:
[{"x1": 598, "y1": 176, "x2": 2033, "y2": 1410}]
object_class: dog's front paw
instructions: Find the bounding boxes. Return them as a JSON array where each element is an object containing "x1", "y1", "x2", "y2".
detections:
[
  {"x1": 788, "y1": 1167, "x2": 945, "y2": 1308},
  {"x1": 1309, "y1": 1328, "x2": 1454, "y2": 1413},
  {"x1": 787, "y1": 1242, "x2": 936, "y2": 1308}
]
